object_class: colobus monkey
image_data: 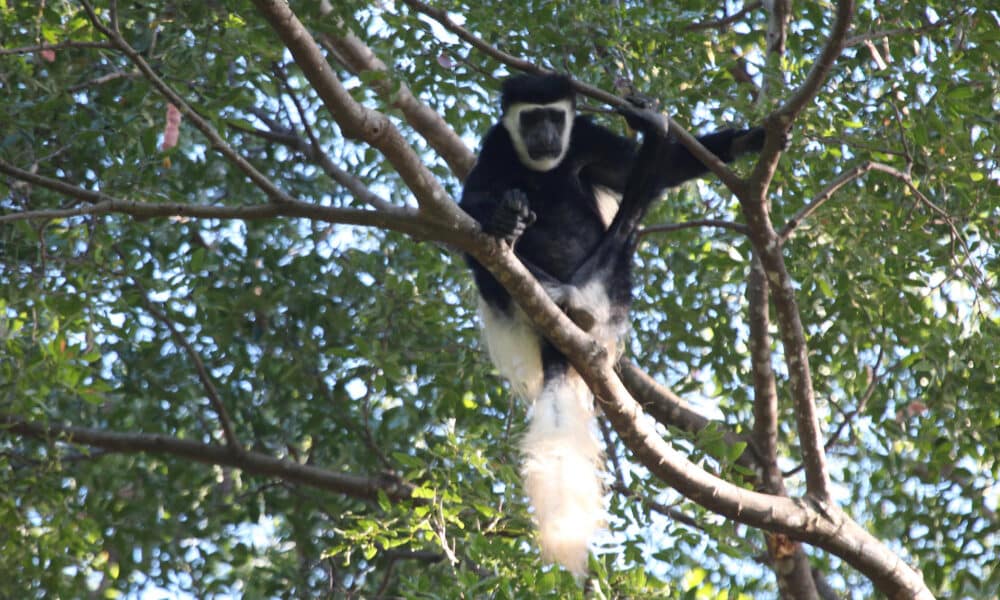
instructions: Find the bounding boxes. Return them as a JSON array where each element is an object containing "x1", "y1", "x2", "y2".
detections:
[{"x1": 461, "y1": 74, "x2": 770, "y2": 575}]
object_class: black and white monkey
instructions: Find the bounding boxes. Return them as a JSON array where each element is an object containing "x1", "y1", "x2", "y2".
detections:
[{"x1": 461, "y1": 74, "x2": 770, "y2": 575}]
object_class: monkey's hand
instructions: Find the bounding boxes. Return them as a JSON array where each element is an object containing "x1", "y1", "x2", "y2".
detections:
[
  {"x1": 617, "y1": 95, "x2": 669, "y2": 138},
  {"x1": 485, "y1": 189, "x2": 536, "y2": 244},
  {"x1": 732, "y1": 126, "x2": 792, "y2": 156}
]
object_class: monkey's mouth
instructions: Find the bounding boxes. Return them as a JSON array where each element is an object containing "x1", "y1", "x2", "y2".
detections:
[{"x1": 525, "y1": 141, "x2": 562, "y2": 160}]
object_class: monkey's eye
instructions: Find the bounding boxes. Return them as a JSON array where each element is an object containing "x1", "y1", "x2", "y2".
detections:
[
  {"x1": 520, "y1": 109, "x2": 567, "y2": 130},
  {"x1": 542, "y1": 109, "x2": 566, "y2": 128},
  {"x1": 520, "y1": 110, "x2": 545, "y2": 128}
]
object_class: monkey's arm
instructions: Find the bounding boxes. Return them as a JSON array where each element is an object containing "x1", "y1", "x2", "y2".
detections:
[
  {"x1": 654, "y1": 126, "x2": 776, "y2": 188},
  {"x1": 571, "y1": 117, "x2": 640, "y2": 192},
  {"x1": 578, "y1": 112, "x2": 782, "y2": 192}
]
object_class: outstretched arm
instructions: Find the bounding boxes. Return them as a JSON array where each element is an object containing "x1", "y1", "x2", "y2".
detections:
[
  {"x1": 657, "y1": 126, "x2": 768, "y2": 188},
  {"x1": 577, "y1": 113, "x2": 775, "y2": 193}
]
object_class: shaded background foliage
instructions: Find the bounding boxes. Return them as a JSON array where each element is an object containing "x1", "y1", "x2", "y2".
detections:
[{"x1": 1, "y1": 0, "x2": 997, "y2": 598}]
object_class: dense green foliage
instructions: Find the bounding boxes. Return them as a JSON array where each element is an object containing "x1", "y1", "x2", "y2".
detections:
[{"x1": 1, "y1": 1, "x2": 997, "y2": 597}]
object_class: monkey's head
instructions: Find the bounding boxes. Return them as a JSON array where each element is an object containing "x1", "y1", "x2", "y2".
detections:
[{"x1": 500, "y1": 74, "x2": 576, "y2": 172}]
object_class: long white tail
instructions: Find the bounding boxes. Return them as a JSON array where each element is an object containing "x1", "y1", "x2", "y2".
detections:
[{"x1": 520, "y1": 371, "x2": 604, "y2": 576}]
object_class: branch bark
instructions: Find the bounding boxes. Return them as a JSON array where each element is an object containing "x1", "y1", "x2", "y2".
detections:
[
  {"x1": 639, "y1": 219, "x2": 749, "y2": 238},
  {"x1": 616, "y1": 360, "x2": 759, "y2": 475},
  {"x1": 741, "y1": 0, "x2": 857, "y2": 506},
  {"x1": 779, "y1": 161, "x2": 875, "y2": 241},
  {"x1": 686, "y1": 2, "x2": 763, "y2": 32},
  {"x1": 465, "y1": 207, "x2": 930, "y2": 598},
  {"x1": 0, "y1": 40, "x2": 113, "y2": 55},
  {"x1": 774, "y1": 0, "x2": 856, "y2": 122},
  {"x1": 750, "y1": 0, "x2": 856, "y2": 199}
]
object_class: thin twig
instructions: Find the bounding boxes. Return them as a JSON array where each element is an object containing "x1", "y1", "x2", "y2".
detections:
[
  {"x1": 317, "y1": 30, "x2": 476, "y2": 179},
  {"x1": 609, "y1": 482, "x2": 707, "y2": 533},
  {"x1": 0, "y1": 40, "x2": 113, "y2": 55},
  {"x1": 598, "y1": 416, "x2": 626, "y2": 488},
  {"x1": 67, "y1": 69, "x2": 141, "y2": 93},
  {"x1": 272, "y1": 63, "x2": 396, "y2": 211},
  {"x1": 686, "y1": 2, "x2": 763, "y2": 31},
  {"x1": 779, "y1": 161, "x2": 875, "y2": 242},
  {"x1": 0, "y1": 158, "x2": 430, "y2": 236},
  {"x1": 640, "y1": 219, "x2": 749, "y2": 238},
  {"x1": 845, "y1": 9, "x2": 971, "y2": 47},
  {"x1": 79, "y1": 0, "x2": 299, "y2": 205},
  {"x1": 138, "y1": 291, "x2": 241, "y2": 449},
  {"x1": 784, "y1": 346, "x2": 884, "y2": 477}
]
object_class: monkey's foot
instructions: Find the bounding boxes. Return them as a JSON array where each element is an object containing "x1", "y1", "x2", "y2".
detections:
[{"x1": 564, "y1": 304, "x2": 597, "y2": 332}]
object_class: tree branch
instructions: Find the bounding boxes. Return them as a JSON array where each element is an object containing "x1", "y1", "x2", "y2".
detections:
[
  {"x1": 774, "y1": 0, "x2": 855, "y2": 122},
  {"x1": 749, "y1": 0, "x2": 855, "y2": 199},
  {"x1": 609, "y1": 482, "x2": 707, "y2": 533},
  {"x1": 78, "y1": 0, "x2": 301, "y2": 206},
  {"x1": 317, "y1": 29, "x2": 476, "y2": 180},
  {"x1": 748, "y1": 253, "x2": 821, "y2": 600},
  {"x1": 764, "y1": 0, "x2": 792, "y2": 56},
  {"x1": 271, "y1": 63, "x2": 396, "y2": 211},
  {"x1": 2, "y1": 416, "x2": 417, "y2": 502},
  {"x1": 779, "y1": 160, "x2": 875, "y2": 242},
  {"x1": 250, "y1": 0, "x2": 458, "y2": 218},
  {"x1": 0, "y1": 158, "x2": 441, "y2": 240},
  {"x1": 399, "y1": 0, "x2": 543, "y2": 76},
  {"x1": 0, "y1": 40, "x2": 113, "y2": 55},
  {"x1": 845, "y1": 8, "x2": 972, "y2": 47},
  {"x1": 739, "y1": 222, "x2": 832, "y2": 501},
  {"x1": 739, "y1": 0, "x2": 857, "y2": 505},
  {"x1": 465, "y1": 216, "x2": 930, "y2": 598},
  {"x1": 686, "y1": 2, "x2": 763, "y2": 32},
  {"x1": 138, "y1": 293, "x2": 241, "y2": 449},
  {"x1": 747, "y1": 254, "x2": 782, "y2": 496},
  {"x1": 639, "y1": 219, "x2": 749, "y2": 238},
  {"x1": 615, "y1": 360, "x2": 760, "y2": 474}
]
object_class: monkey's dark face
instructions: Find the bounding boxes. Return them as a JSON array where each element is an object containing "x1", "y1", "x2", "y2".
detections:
[
  {"x1": 519, "y1": 108, "x2": 567, "y2": 159},
  {"x1": 502, "y1": 100, "x2": 574, "y2": 172}
]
